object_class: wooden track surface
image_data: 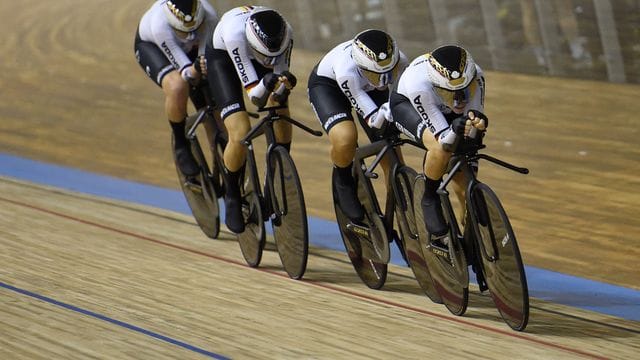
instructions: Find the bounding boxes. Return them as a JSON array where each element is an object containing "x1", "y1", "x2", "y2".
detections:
[
  {"x1": 1, "y1": 0, "x2": 639, "y2": 358},
  {"x1": 1, "y1": 177, "x2": 639, "y2": 359}
]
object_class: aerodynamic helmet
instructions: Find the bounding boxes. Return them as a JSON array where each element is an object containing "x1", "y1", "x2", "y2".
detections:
[
  {"x1": 426, "y1": 45, "x2": 478, "y2": 108},
  {"x1": 351, "y1": 29, "x2": 400, "y2": 87},
  {"x1": 164, "y1": 0, "x2": 205, "y2": 33},
  {"x1": 245, "y1": 8, "x2": 292, "y2": 66}
]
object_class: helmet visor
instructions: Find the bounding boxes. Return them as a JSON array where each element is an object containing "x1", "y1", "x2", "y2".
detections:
[
  {"x1": 360, "y1": 64, "x2": 400, "y2": 88},
  {"x1": 434, "y1": 76, "x2": 478, "y2": 109},
  {"x1": 252, "y1": 50, "x2": 282, "y2": 67}
]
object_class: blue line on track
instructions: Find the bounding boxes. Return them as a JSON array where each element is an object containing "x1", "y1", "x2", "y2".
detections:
[
  {"x1": 0, "y1": 281, "x2": 230, "y2": 359},
  {"x1": 1, "y1": 153, "x2": 639, "y2": 321}
]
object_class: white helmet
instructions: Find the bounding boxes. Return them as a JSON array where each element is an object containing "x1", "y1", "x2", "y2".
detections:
[
  {"x1": 245, "y1": 8, "x2": 292, "y2": 67},
  {"x1": 426, "y1": 45, "x2": 478, "y2": 109},
  {"x1": 352, "y1": 29, "x2": 400, "y2": 87},
  {"x1": 163, "y1": 0, "x2": 205, "y2": 33}
]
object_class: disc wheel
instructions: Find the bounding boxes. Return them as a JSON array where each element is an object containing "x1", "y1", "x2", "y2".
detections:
[
  {"x1": 414, "y1": 175, "x2": 469, "y2": 315},
  {"x1": 236, "y1": 166, "x2": 266, "y2": 267},
  {"x1": 333, "y1": 176, "x2": 388, "y2": 289},
  {"x1": 269, "y1": 147, "x2": 309, "y2": 279},
  {"x1": 393, "y1": 166, "x2": 442, "y2": 303},
  {"x1": 173, "y1": 134, "x2": 220, "y2": 239},
  {"x1": 469, "y1": 183, "x2": 529, "y2": 331}
]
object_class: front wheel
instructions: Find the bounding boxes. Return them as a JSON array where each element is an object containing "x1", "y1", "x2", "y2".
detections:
[
  {"x1": 269, "y1": 146, "x2": 308, "y2": 280},
  {"x1": 469, "y1": 183, "x2": 529, "y2": 331}
]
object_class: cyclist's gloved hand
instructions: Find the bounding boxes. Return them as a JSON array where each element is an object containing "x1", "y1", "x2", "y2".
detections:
[
  {"x1": 263, "y1": 72, "x2": 280, "y2": 92},
  {"x1": 194, "y1": 55, "x2": 207, "y2": 77},
  {"x1": 465, "y1": 110, "x2": 488, "y2": 138},
  {"x1": 249, "y1": 73, "x2": 280, "y2": 107},
  {"x1": 438, "y1": 117, "x2": 466, "y2": 152},
  {"x1": 280, "y1": 71, "x2": 297, "y2": 89},
  {"x1": 367, "y1": 102, "x2": 391, "y2": 129},
  {"x1": 451, "y1": 116, "x2": 467, "y2": 135}
]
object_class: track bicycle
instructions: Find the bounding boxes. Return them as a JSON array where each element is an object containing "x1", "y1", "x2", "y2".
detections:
[
  {"x1": 333, "y1": 131, "x2": 441, "y2": 299},
  {"x1": 238, "y1": 105, "x2": 323, "y2": 279},
  {"x1": 413, "y1": 140, "x2": 530, "y2": 331}
]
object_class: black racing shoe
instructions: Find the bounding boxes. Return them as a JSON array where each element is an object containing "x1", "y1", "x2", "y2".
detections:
[
  {"x1": 174, "y1": 146, "x2": 199, "y2": 177},
  {"x1": 224, "y1": 193, "x2": 245, "y2": 233},
  {"x1": 333, "y1": 171, "x2": 365, "y2": 222},
  {"x1": 421, "y1": 195, "x2": 448, "y2": 239}
]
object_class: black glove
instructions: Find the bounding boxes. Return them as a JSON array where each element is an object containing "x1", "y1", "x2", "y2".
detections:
[
  {"x1": 467, "y1": 110, "x2": 489, "y2": 129},
  {"x1": 263, "y1": 72, "x2": 280, "y2": 92},
  {"x1": 194, "y1": 55, "x2": 205, "y2": 75},
  {"x1": 451, "y1": 116, "x2": 466, "y2": 136},
  {"x1": 281, "y1": 70, "x2": 297, "y2": 88}
]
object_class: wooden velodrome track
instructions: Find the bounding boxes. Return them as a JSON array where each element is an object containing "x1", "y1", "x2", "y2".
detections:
[{"x1": 1, "y1": 0, "x2": 639, "y2": 359}]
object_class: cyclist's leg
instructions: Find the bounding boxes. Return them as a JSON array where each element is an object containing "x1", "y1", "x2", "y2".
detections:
[
  {"x1": 390, "y1": 92, "x2": 450, "y2": 239},
  {"x1": 308, "y1": 70, "x2": 363, "y2": 221},
  {"x1": 134, "y1": 32, "x2": 198, "y2": 176},
  {"x1": 206, "y1": 46, "x2": 251, "y2": 233}
]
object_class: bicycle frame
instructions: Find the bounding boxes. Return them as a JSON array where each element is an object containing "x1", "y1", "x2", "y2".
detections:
[
  {"x1": 437, "y1": 145, "x2": 529, "y2": 263},
  {"x1": 363, "y1": 137, "x2": 424, "y2": 222},
  {"x1": 241, "y1": 106, "x2": 322, "y2": 221},
  {"x1": 355, "y1": 134, "x2": 425, "y2": 255}
]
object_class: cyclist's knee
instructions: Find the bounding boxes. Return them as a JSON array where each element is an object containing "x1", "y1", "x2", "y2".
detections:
[
  {"x1": 162, "y1": 72, "x2": 189, "y2": 100},
  {"x1": 224, "y1": 112, "x2": 251, "y2": 142}
]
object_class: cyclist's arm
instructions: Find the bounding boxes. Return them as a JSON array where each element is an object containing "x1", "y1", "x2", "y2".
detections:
[
  {"x1": 150, "y1": 21, "x2": 193, "y2": 78},
  {"x1": 197, "y1": 2, "x2": 218, "y2": 55},
  {"x1": 409, "y1": 90, "x2": 449, "y2": 137},
  {"x1": 336, "y1": 74, "x2": 378, "y2": 120}
]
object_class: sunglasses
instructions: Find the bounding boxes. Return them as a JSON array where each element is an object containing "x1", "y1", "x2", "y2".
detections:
[
  {"x1": 434, "y1": 76, "x2": 478, "y2": 109},
  {"x1": 360, "y1": 65, "x2": 400, "y2": 87}
]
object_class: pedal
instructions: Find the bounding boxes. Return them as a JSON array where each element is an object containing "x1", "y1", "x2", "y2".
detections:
[
  {"x1": 184, "y1": 178, "x2": 203, "y2": 194},
  {"x1": 346, "y1": 222, "x2": 370, "y2": 239}
]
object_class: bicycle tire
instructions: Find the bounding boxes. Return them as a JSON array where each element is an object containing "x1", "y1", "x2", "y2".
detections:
[
  {"x1": 237, "y1": 165, "x2": 266, "y2": 267},
  {"x1": 393, "y1": 166, "x2": 442, "y2": 304},
  {"x1": 269, "y1": 146, "x2": 308, "y2": 279},
  {"x1": 333, "y1": 180, "x2": 387, "y2": 289},
  {"x1": 414, "y1": 175, "x2": 469, "y2": 316},
  {"x1": 469, "y1": 183, "x2": 529, "y2": 331},
  {"x1": 172, "y1": 134, "x2": 220, "y2": 239}
]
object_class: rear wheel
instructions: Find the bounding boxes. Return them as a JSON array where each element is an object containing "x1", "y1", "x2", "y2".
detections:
[
  {"x1": 173, "y1": 133, "x2": 220, "y2": 239},
  {"x1": 469, "y1": 183, "x2": 529, "y2": 331},
  {"x1": 414, "y1": 175, "x2": 468, "y2": 315},
  {"x1": 269, "y1": 147, "x2": 308, "y2": 279},
  {"x1": 237, "y1": 166, "x2": 266, "y2": 267},
  {"x1": 393, "y1": 166, "x2": 442, "y2": 304}
]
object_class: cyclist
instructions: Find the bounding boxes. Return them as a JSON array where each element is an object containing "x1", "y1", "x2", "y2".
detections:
[
  {"x1": 205, "y1": 6, "x2": 296, "y2": 233},
  {"x1": 307, "y1": 29, "x2": 407, "y2": 222},
  {"x1": 134, "y1": 0, "x2": 218, "y2": 177},
  {"x1": 387, "y1": 45, "x2": 488, "y2": 249}
]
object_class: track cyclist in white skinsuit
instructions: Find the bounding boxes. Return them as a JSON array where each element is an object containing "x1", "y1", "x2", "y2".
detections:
[
  {"x1": 205, "y1": 6, "x2": 297, "y2": 233},
  {"x1": 307, "y1": 29, "x2": 408, "y2": 222},
  {"x1": 387, "y1": 45, "x2": 489, "y2": 250},
  {"x1": 134, "y1": 0, "x2": 218, "y2": 177}
]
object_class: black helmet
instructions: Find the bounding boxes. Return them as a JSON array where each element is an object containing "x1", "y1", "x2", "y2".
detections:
[
  {"x1": 426, "y1": 45, "x2": 478, "y2": 109},
  {"x1": 245, "y1": 8, "x2": 292, "y2": 66},
  {"x1": 352, "y1": 29, "x2": 400, "y2": 87},
  {"x1": 164, "y1": 0, "x2": 205, "y2": 32}
]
